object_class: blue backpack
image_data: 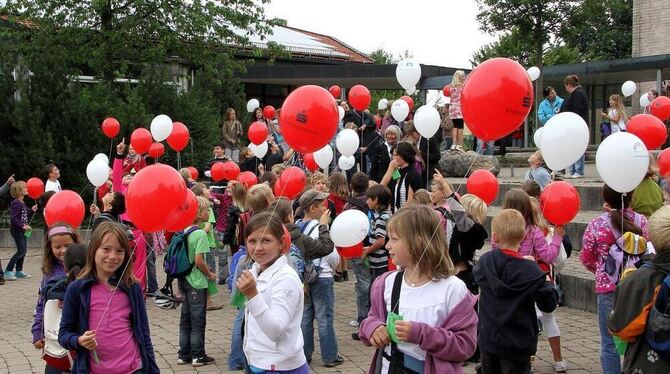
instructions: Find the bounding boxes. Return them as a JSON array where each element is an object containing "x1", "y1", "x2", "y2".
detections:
[
  {"x1": 164, "y1": 227, "x2": 200, "y2": 278},
  {"x1": 645, "y1": 267, "x2": 670, "y2": 360}
]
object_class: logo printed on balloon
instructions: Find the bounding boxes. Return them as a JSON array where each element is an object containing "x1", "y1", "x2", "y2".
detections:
[{"x1": 279, "y1": 85, "x2": 338, "y2": 153}]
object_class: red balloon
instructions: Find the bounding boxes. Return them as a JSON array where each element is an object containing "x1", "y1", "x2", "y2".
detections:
[
  {"x1": 187, "y1": 166, "x2": 199, "y2": 181},
  {"x1": 657, "y1": 148, "x2": 670, "y2": 177},
  {"x1": 303, "y1": 153, "x2": 318, "y2": 172},
  {"x1": 466, "y1": 169, "x2": 499, "y2": 205},
  {"x1": 211, "y1": 161, "x2": 239, "y2": 182},
  {"x1": 248, "y1": 121, "x2": 269, "y2": 145},
  {"x1": 148, "y1": 142, "x2": 165, "y2": 159},
  {"x1": 237, "y1": 171, "x2": 258, "y2": 188},
  {"x1": 650, "y1": 96, "x2": 670, "y2": 121},
  {"x1": 282, "y1": 225, "x2": 292, "y2": 253},
  {"x1": 373, "y1": 115, "x2": 381, "y2": 128},
  {"x1": 461, "y1": 58, "x2": 534, "y2": 141},
  {"x1": 540, "y1": 181, "x2": 581, "y2": 226},
  {"x1": 101, "y1": 117, "x2": 120, "y2": 139},
  {"x1": 26, "y1": 177, "x2": 44, "y2": 199},
  {"x1": 443, "y1": 85, "x2": 451, "y2": 97},
  {"x1": 279, "y1": 85, "x2": 339, "y2": 153},
  {"x1": 165, "y1": 189, "x2": 198, "y2": 232},
  {"x1": 626, "y1": 114, "x2": 667, "y2": 150},
  {"x1": 130, "y1": 128, "x2": 152, "y2": 154},
  {"x1": 125, "y1": 164, "x2": 188, "y2": 232},
  {"x1": 400, "y1": 95, "x2": 414, "y2": 110},
  {"x1": 337, "y1": 242, "x2": 363, "y2": 260},
  {"x1": 44, "y1": 190, "x2": 85, "y2": 229},
  {"x1": 349, "y1": 85, "x2": 371, "y2": 111},
  {"x1": 274, "y1": 166, "x2": 306, "y2": 200},
  {"x1": 328, "y1": 85, "x2": 341, "y2": 98},
  {"x1": 263, "y1": 106, "x2": 276, "y2": 120},
  {"x1": 167, "y1": 122, "x2": 189, "y2": 152}
]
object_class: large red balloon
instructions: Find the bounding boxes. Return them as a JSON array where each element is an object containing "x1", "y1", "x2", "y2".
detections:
[
  {"x1": 274, "y1": 166, "x2": 307, "y2": 200},
  {"x1": 187, "y1": 166, "x2": 199, "y2": 181},
  {"x1": 337, "y1": 242, "x2": 363, "y2": 260},
  {"x1": 130, "y1": 128, "x2": 152, "y2": 154},
  {"x1": 443, "y1": 85, "x2": 451, "y2": 97},
  {"x1": 400, "y1": 95, "x2": 414, "y2": 110},
  {"x1": 211, "y1": 161, "x2": 240, "y2": 182},
  {"x1": 303, "y1": 153, "x2": 318, "y2": 172},
  {"x1": 328, "y1": 85, "x2": 341, "y2": 98},
  {"x1": 263, "y1": 106, "x2": 276, "y2": 120},
  {"x1": 627, "y1": 114, "x2": 667, "y2": 150},
  {"x1": 148, "y1": 142, "x2": 165, "y2": 159},
  {"x1": 237, "y1": 171, "x2": 258, "y2": 189},
  {"x1": 650, "y1": 96, "x2": 670, "y2": 122},
  {"x1": 44, "y1": 190, "x2": 85, "y2": 229},
  {"x1": 461, "y1": 58, "x2": 534, "y2": 141},
  {"x1": 26, "y1": 177, "x2": 44, "y2": 199},
  {"x1": 466, "y1": 169, "x2": 499, "y2": 205},
  {"x1": 248, "y1": 121, "x2": 269, "y2": 145},
  {"x1": 279, "y1": 85, "x2": 339, "y2": 153},
  {"x1": 125, "y1": 164, "x2": 187, "y2": 232},
  {"x1": 540, "y1": 181, "x2": 581, "y2": 226},
  {"x1": 657, "y1": 148, "x2": 670, "y2": 177},
  {"x1": 167, "y1": 122, "x2": 189, "y2": 152},
  {"x1": 101, "y1": 117, "x2": 120, "y2": 139},
  {"x1": 165, "y1": 189, "x2": 198, "y2": 232},
  {"x1": 349, "y1": 85, "x2": 371, "y2": 111}
]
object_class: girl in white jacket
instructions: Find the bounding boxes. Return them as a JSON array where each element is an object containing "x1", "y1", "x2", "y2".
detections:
[{"x1": 235, "y1": 212, "x2": 308, "y2": 373}]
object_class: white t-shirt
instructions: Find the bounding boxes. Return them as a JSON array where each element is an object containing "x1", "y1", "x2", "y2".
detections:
[
  {"x1": 302, "y1": 219, "x2": 339, "y2": 278},
  {"x1": 608, "y1": 108, "x2": 626, "y2": 132},
  {"x1": 44, "y1": 179, "x2": 61, "y2": 193},
  {"x1": 382, "y1": 272, "x2": 469, "y2": 368}
]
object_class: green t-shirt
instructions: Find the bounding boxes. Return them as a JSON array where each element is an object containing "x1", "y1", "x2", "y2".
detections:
[
  {"x1": 200, "y1": 207, "x2": 217, "y2": 249},
  {"x1": 185, "y1": 227, "x2": 210, "y2": 289}
]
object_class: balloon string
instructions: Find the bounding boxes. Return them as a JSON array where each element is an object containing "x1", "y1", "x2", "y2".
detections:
[{"x1": 108, "y1": 139, "x2": 113, "y2": 165}]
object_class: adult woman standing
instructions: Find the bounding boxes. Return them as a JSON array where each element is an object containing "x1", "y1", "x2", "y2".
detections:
[
  {"x1": 368, "y1": 125, "x2": 402, "y2": 183},
  {"x1": 381, "y1": 141, "x2": 422, "y2": 211},
  {"x1": 449, "y1": 70, "x2": 466, "y2": 151},
  {"x1": 222, "y1": 108, "x2": 243, "y2": 162}
]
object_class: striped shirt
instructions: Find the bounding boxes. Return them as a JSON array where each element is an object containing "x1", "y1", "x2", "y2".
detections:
[{"x1": 368, "y1": 209, "x2": 392, "y2": 269}]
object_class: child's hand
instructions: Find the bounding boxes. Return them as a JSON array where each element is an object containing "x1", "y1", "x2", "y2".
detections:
[
  {"x1": 90, "y1": 204, "x2": 101, "y2": 216},
  {"x1": 207, "y1": 272, "x2": 216, "y2": 281},
  {"x1": 31, "y1": 205, "x2": 38, "y2": 212},
  {"x1": 116, "y1": 138, "x2": 126, "y2": 155},
  {"x1": 395, "y1": 320, "x2": 412, "y2": 342},
  {"x1": 319, "y1": 209, "x2": 331, "y2": 225},
  {"x1": 523, "y1": 255, "x2": 536, "y2": 262},
  {"x1": 23, "y1": 224, "x2": 31, "y2": 231},
  {"x1": 33, "y1": 339, "x2": 44, "y2": 349},
  {"x1": 236, "y1": 270, "x2": 258, "y2": 299},
  {"x1": 370, "y1": 325, "x2": 391, "y2": 348},
  {"x1": 77, "y1": 330, "x2": 97, "y2": 350},
  {"x1": 554, "y1": 226, "x2": 565, "y2": 237},
  {"x1": 388, "y1": 160, "x2": 399, "y2": 172},
  {"x1": 433, "y1": 169, "x2": 444, "y2": 182}
]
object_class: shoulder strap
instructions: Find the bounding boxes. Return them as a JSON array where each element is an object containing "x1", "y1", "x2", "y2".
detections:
[{"x1": 390, "y1": 271, "x2": 404, "y2": 314}]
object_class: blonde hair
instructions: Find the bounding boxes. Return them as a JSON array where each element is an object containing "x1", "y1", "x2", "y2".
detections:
[
  {"x1": 459, "y1": 194, "x2": 488, "y2": 225},
  {"x1": 10, "y1": 180, "x2": 26, "y2": 199},
  {"x1": 328, "y1": 172, "x2": 349, "y2": 199},
  {"x1": 387, "y1": 205, "x2": 456, "y2": 279},
  {"x1": 79, "y1": 222, "x2": 136, "y2": 287},
  {"x1": 179, "y1": 168, "x2": 191, "y2": 181},
  {"x1": 231, "y1": 182, "x2": 248, "y2": 210},
  {"x1": 647, "y1": 152, "x2": 659, "y2": 179},
  {"x1": 411, "y1": 189, "x2": 431, "y2": 205},
  {"x1": 529, "y1": 197, "x2": 549, "y2": 232},
  {"x1": 344, "y1": 122, "x2": 357, "y2": 130},
  {"x1": 609, "y1": 94, "x2": 627, "y2": 123},
  {"x1": 190, "y1": 182, "x2": 207, "y2": 197},
  {"x1": 247, "y1": 183, "x2": 274, "y2": 213},
  {"x1": 195, "y1": 196, "x2": 210, "y2": 220},
  {"x1": 451, "y1": 70, "x2": 465, "y2": 88},
  {"x1": 369, "y1": 180, "x2": 378, "y2": 188},
  {"x1": 491, "y1": 209, "x2": 526, "y2": 248},
  {"x1": 650, "y1": 206, "x2": 670, "y2": 252},
  {"x1": 310, "y1": 171, "x2": 327, "y2": 187},
  {"x1": 271, "y1": 163, "x2": 286, "y2": 178}
]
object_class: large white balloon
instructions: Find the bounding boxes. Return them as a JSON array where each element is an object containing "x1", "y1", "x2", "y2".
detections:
[
  {"x1": 396, "y1": 59, "x2": 421, "y2": 90},
  {"x1": 150, "y1": 114, "x2": 173, "y2": 142},
  {"x1": 248, "y1": 141, "x2": 268, "y2": 158},
  {"x1": 86, "y1": 159, "x2": 110, "y2": 187},
  {"x1": 338, "y1": 106, "x2": 345, "y2": 121},
  {"x1": 533, "y1": 127, "x2": 545, "y2": 149},
  {"x1": 640, "y1": 93, "x2": 651, "y2": 107},
  {"x1": 413, "y1": 105, "x2": 440, "y2": 138},
  {"x1": 621, "y1": 81, "x2": 637, "y2": 97},
  {"x1": 527, "y1": 66, "x2": 541, "y2": 82},
  {"x1": 596, "y1": 132, "x2": 649, "y2": 193},
  {"x1": 93, "y1": 153, "x2": 109, "y2": 165},
  {"x1": 246, "y1": 98, "x2": 260, "y2": 113},
  {"x1": 378, "y1": 98, "x2": 389, "y2": 110},
  {"x1": 541, "y1": 112, "x2": 589, "y2": 171},
  {"x1": 336, "y1": 129, "x2": 359, "y2": 157},
  {"x1": 338, "y1": 155, "x2": 356, "y2": 171},
  {"x1": 330, "y1": 209, "x2": 370, "y2": 247},
  {"x1": 314, "y1": 145, "x2": 334, "y2": 169},
  {"x1": 406, "y1": 86, "x2": 417, "y2": 95},
  {"x1": 391, "y1": 99, "x2": 410, "y2": 122}
]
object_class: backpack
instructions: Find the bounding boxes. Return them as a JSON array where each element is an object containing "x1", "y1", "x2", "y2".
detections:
[
  {"x1": 297, "y1": 219, "x2": 322, "y2": 285},
  {"x1": 645, "y1": 265, "x2": 670, "y2": 360},
  {"x1": 163, "y1": 226, "x2": 200, "y2": 278},
  {"x1": 42, "y1": 299, "x2": 76, "y2": 371},
  {"x1": 287, "y1": 243, "x2": 306, "y2": 282},
  {"x1": 233, "y1": 211, "x2": 251, "y2": 247},
  {"x1": 604, "y1": 214, "x2": 648, "y2": 285}
]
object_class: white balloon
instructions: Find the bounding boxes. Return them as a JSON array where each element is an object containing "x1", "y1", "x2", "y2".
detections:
[
  {"x1": 396, "y1": 59, "x2": 421, "y2": 90},
  {"x1": 246, "y1": 98, "x2": 260, "y2": 113},
  {"x1": 338, "y1": 106, "x2": 345, "y2": 121},
  {"x1": 336, "y1": 129, "x2": 359, "y2": 157},
  {"x1": 248, "y1": 141, "x2": 268, "y2": 158},
  {"x1": 406, "y1": 86, "x2": 417, "y2": 95},
  {"x1": 314, "y1": 145, "x2": 334, "y2": 169},
  {"x1": 640, "y1": 93, "x2": 651, "y2": 107},
  {"x1": 391, "y1": 100, "x2": 410, "y2": 122},
  {"x1": 150, "y1": 114, "x2": 173, "y2": 142},
  {"x1": 527, "y1": 66, "x2": 541, "y2": 82},
  {"x1": 533, "y1": 127, "x2": 545, "y2": 149},
  {"x1": 338, "y1": 155, "x2": 356, "y2": 171},
  {"x1": 86, "y1": 159, "x2": 110, "y2": 187},
  {"x1": 596, "y1": 132, "x2": 649, "y2": 193},
  {"x1": 378, "y1": 98, "x2": 389, "y2": 110},
  {"x1": 541, "y1": 112, "x2": 590, "y2": 171},
  {"x1": 330, "y1": 209, "x2": 370, "y2": 247},
  {"x1": 93, "y1": 153, "x2": 109, "y2": 165},
  {"x1": 413, "y1": 105, "x2": 440, "y2": 138},
  {"x1": 621, "y1": 80, "x2": 637, "y2": 97}
]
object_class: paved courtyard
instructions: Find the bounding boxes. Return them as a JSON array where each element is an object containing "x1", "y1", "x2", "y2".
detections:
[{"x1": 0, "y1": 247, "x2": 605, "y2": 374}]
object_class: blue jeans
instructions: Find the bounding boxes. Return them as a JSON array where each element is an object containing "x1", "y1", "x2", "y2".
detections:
[
  {"x1": 7, "y1": 229, "x2": 27, "y2": 272},
  {"x1": 597, "y1": 292, "x2": 621, "y2": 374},
  {"x1": 570, "y1": 154, "x2": 585, "y2": 176},
  {"x1": 146, "y1": 250, "x2": 158, "y2": 293},
  {"x1": 302, "y1": 277, "x2": 338, "y2": 363},
  {"x1": 229, "y1": 307, "x2": 247, "y2": 370},
  {"x1": 350, "y1": 258, "x2": 371, "y2": 323},
  {"x1": 178, "y1": 280, "x2": 207, "y2": 360},
  {"x1": 206, "y1": 245, "x2": 229, "y2": 282}
]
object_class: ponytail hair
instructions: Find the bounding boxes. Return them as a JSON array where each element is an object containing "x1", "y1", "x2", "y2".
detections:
[
  {"x1": 602, "y1": 184, "x2": 642, "y2": 235},
  {"x1": 63, "y1": 243, "x2": 87, "y2": 284}
]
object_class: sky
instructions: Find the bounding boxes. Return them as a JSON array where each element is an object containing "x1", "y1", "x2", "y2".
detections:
[{"x1": 265, "y1": 0, "x2": 496, "y2": 69}]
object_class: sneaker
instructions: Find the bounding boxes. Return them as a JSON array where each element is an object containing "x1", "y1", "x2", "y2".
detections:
[
  {"x1": 456, "y1": 145, "x2": 465, "y2": 152},
  {"x1": 15, "y1": 271, "x2": 31, "y2": 279},
  {"x1": 192, "y1": 355, "x2": 215, "y2": 367},
  {"x1": 4, "y1": 271, "x2": 16, "y2": 281},
  {"x1": 571, "y1": 173, "x2": 583, "y2": 179},
  {"x1": 342, "y1": 270, "x2": 349, "y2": 281},
  {"x1": 324, "y1": 356, "x2": 344, "y2": 367},
  {"x1": 351, "y1": 332, "x2": 360, "y2": 341},
  {"x1": 348, "y1": 320, "x2": 359, "y2": 327},
  {"x1": 553, "y1": 361, "x2": 567, "y2": 373},
  {"x1": 176, "y1": 357, "x2": 191, "y2": 365}
]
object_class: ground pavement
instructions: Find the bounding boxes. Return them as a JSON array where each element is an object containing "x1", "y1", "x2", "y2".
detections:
[{"x1": 0, "y1": 247, "x2": 605, "y2": 374}]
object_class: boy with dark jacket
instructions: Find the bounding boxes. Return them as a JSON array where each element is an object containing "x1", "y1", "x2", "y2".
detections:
[{"x1": 474, "y1": 209, "x2": 558, "y2": 374}]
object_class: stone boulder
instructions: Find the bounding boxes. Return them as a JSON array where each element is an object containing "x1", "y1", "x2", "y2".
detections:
[{"x1": 439, "y1": 150, "x2": 500, "y2": 177}]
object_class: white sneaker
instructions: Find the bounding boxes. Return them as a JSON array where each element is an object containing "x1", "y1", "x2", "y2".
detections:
[
  {"x1": 571, "y1": 173, "x2": 583, "y2": 179},
  {"x1": 348, "y1": 320, "x2": 359, "y2": 327},
  {"x1": 456, "y1": 145, "x2": 464, "y2": 152},
  {"x1": 553, "y1": 360, "x2": 567, "y2": 372}
]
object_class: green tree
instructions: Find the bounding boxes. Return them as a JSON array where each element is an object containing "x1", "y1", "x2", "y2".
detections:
[{"x1": 369, "y1": 48, "x2": 397, "y2": 64}]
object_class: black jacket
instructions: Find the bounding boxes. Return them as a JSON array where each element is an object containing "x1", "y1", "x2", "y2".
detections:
[
  {"x1": 367, "y1": 139, "x2": 391, "y2": 183},
  {"x1": 343, "y1": 110, "x2": 377, "y2": 146},
  {"x1": 453, "y1": 222, "x2": 488, "y2": 264},
  {"x1": 419, "y1": 136, "x2": 441, "y2": 183},
  {"x1": 474, "y1": 249, "x2": 557, "y2": 357},
  {"x1": 560, "y1": 86, "x2": 589, "y2": 124}
]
